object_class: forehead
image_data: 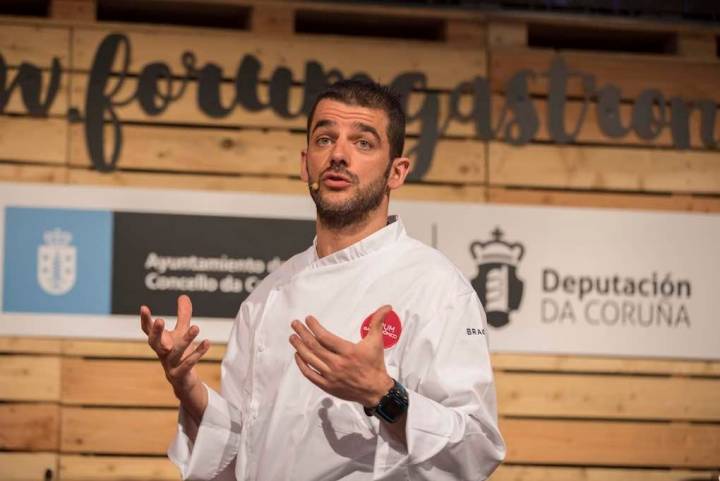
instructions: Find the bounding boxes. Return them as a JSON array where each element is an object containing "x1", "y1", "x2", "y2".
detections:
[{"x1": 310, "y1": 99, "x2": 389, "y2": 136}]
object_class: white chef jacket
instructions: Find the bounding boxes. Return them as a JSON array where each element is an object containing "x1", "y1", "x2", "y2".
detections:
[{"x1": 168, "y1": 216, "x2": 505, "y2": 481}]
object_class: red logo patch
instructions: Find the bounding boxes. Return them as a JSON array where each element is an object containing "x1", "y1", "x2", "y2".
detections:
[{"x1": 360, "y1": 310, "x2": 402, "y2": 349}]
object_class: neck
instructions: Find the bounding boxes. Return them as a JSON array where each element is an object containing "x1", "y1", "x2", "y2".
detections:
[{"x1": 315, "y1": 207, "x2": 389, "y2": 258}]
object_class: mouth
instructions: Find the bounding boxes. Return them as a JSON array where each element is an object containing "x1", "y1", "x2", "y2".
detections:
[{"x1": 321, "y1": 172, "x2": 353, "y2": 189}]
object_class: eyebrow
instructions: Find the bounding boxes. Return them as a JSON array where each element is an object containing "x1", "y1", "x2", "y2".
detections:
[
  {"x1": 311, "y1": 119, "x2": 336, "y2": 135},
  {"x1": 310, "y1": 119, "x2": 382, "y2": 144},
  {"x1": 354, "y1": 122, "x2": 381, "y2": 144}
]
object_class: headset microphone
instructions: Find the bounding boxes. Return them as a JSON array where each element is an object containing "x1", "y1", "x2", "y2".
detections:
[{"x1": 305, "y1": 162, "x2": 320, "y2": 191}]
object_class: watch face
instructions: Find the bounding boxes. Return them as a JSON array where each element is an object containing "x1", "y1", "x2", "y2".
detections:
[
  {"x1": 377, "y1": 383, "x2": 409, "y2": 422},
  {"x1": 380, "y1": 398, "x2": 407, "y2": 420}
]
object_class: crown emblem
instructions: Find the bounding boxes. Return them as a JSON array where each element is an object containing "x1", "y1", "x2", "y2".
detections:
[
  {"x1": 470, "y1": 227, "x2": 524, "y2": 266},
  {"x1": 38, "y1": 228, "x2": 76, "y2": 296},
  {"x1": 43, "y1": 228, "x2": 73, "y2": 246},
  {"x1": 469, "y1": 227, "x2": 526, "y2": 328}
]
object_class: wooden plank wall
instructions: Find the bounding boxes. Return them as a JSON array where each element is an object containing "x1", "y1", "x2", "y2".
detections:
[
  {"x1": 1, "y1": 0, "x2": 719, "y2": 479},
  {"x1": 2, "y1": 338, "x2": 719, "y2": 480}
]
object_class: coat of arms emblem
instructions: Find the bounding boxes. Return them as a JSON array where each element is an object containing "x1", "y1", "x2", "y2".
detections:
[
  {"x1": 470, "y1": 227, "x2": 525, "y2": 328},
  {"x1": 37, "y1": 228, "x2": 76, "y2": 296}
]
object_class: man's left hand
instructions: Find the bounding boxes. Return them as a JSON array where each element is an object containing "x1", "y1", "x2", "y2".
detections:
[{"x1": 289, "y1": 305, "x2": 394, "y2": 408}]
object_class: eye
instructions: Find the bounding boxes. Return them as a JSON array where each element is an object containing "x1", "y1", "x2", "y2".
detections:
[
  {"x1": 316, "y1": 136, "x2": 332, "y2": 147},
  {"x1": 356, "y1": 139, "x2": 372, "y2": 150}
]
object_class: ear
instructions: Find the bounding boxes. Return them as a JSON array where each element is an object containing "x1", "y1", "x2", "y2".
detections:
[
  {"x1": 387, "y1": 156, "x2": 411, "y2": 191},
  {"x1": 300, "y1": 149, "x2": 308, "y2": 182}
]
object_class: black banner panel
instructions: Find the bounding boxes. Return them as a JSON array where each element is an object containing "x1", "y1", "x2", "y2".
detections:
[{"x1": 111, "y1": 212, "x2": 315, "y2": 318}]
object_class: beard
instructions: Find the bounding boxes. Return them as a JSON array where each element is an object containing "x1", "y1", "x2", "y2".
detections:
[{"x1": 309, "y1": 162, "x2": 391, "y2": 230}]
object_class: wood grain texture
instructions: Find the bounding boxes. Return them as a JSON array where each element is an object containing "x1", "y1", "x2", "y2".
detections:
[
  {"x1": 487, "y1": 187, "x2": 720, "y2": 213},
  {"x1": 0, "y1": 337, "x2": 62, "y2": 354},
  {"x1": 68, "y1": 74, "x2": 461, "y2": 138},
  {"x1": 52, "y1": 456, "x2": 720, "y2": 481},
  {"x1": 58, "y1": 406, "x2": 720, "y2": 464},
  {"x1": 491, "y1": 47, "x2": 720, "y2": 102},
  {"x1": 487, "y1": 9, "x2": 720, "y2": 35},
  {"x1": 69, "y1": 124, "x2": 486, "y2": 183},
  {"x1": 496, "y1": 372, "x2": 720, "y2": 420},
  {"x1": 0, "y1": 355, "x2": 61, "y2": 401},
  {"x1": 61, "y1": 358, "x2": 221, "y2": 406},
  {"x1": 488, "y1": 142, "x2": 720, "y2": 193},
  {"x1": 676, "y1": 32, "x2": 718, "y2": 60},
  {"x1": 50, "y1": 0, "x2": 97, "y2": 21},
  {"x1": 71, "y1": 27, "x2": 486, "y2": 87},
  {"x1": 0, "y1": 163, "x2": 67, "y2": 183},
  {"x1": 60, "y1": 454, "x2": 178, "y2": 481},
  {"x1": 492, "y1": 465, "x2": 720, "y2": 481},
  {"x1": 491, "y1": 353, "x2": 720, "y2": 376},
  {"x1": 0, "y1": 24, "x2": 69, "y2": 65},
  {"x1": 501, "y1": 418, "x2": 720, "y2": 467},
  {"x1": 0, "y1": 403, "x2": 60, "y2": 450},
  {"x1": 251, "y1": 4, "x2": 293, "y2": 36},
  {"x1": 68, "y1": 72, "x2": 720, "y2": 149},
  {"x1": 66, "y1": 168, "x2": 489, "y2": 202},
  {"x1": 5, "y1": 337, "x2": 718, "y2": 375},
  {"x1": 61, "y1": 338, "x2": 227, "y2": 360},
  {"x1": 445, "y1": 19, "x2": 485, "y2": 47},
  {"x1": 67, "y1": 167, "x2": 307, "y2": 194},
  {"x1": 0, "y1": 453, "x2": 58, "y2": 481},
  {"x1": 0, "y1": 117, "x2": 67, "y2": 164},
  {"x1": 487, "y1": 21, "x2": 527, "y2": 48},
  {"x1": 503, "y1": 96, "x2": 720, "y2": 150},
  {"x1": 69, "y1": 125, "x2": 307, "y2": 176},
  {"x1": 2, "y1": 68, "x2": 68, "y2": 116},
  {"x1": 61, "y1": 407, "x2": 176, "y2": 454}
]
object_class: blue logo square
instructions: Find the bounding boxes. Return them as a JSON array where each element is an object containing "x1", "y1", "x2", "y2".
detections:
[{"x1": 3, "y1": 207, "x2": 113, "y2": 314}]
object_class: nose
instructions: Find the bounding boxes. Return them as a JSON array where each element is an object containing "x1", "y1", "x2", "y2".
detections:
[{"x1": 329, "y1": 137, "x2": 350, "y2": 167}]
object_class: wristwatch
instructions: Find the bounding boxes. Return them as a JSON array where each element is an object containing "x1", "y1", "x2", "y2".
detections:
[{"x1": 363, "y1": 378, "x2": 409, "y2": 423}]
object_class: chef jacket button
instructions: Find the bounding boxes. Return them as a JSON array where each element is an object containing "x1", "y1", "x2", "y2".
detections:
[{"x1": 257, "y1": 343, "x2": 265, "y2": 353}]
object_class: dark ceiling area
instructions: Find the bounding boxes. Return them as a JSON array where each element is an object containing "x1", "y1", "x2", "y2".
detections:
[{"x1": 327, "y1": 0, "x2": 720, "y2": 24}]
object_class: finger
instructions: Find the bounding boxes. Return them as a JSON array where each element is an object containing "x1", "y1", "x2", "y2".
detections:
[
  {"x1": 366, "y1": 305, "x2": 392, "y2": 343},
  {"x1": 294, "y1": 352, "x2": 330, "y2": 391},
  {"x1": 304, "y1": 316, "x2": 353, "y2": 354},
  {"x1": 148, "y1": 317, "x2": 171, "y2": 355},
  {"x1": 173, "y1": 339, "x2": 211, "y2": 377},
  {"x1": 175, "y1": 295, "x2": 193, "y2": 331},
  {"x1": 291, "y1": 320, "x2": 338, "y2": 364},
  {"x1": 289, "y1": 332, "x2": 331, "y2": 374},
  {"x1": 140, "y1": 305, "x2": 153, "y2": 335},
  {"x1": 167, "y1": 324, "x2": 200, "y2": 366}
]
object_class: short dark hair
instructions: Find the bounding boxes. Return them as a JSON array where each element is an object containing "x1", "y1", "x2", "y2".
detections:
[{"x1": 306, "y1": 79, "x2": 406, "y2": 160}]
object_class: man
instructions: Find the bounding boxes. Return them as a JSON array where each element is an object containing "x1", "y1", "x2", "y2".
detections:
[{"x1": 140, "y1": 80, "x2": 505, "y2": 480}]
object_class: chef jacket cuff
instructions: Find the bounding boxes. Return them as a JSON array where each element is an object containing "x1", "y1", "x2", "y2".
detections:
[
  {"x1": 373, "y1": 389, "x2": 457, "y2": 478},
  {"x1": 167, "y1": 384, "x2": 243, "y2": 480}
]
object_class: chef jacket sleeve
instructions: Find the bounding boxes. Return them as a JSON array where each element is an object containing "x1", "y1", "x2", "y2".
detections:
[
  {"x1": 167, "y1": 305, "x2": 251, "y2": 481},
  {"x1": 372, "y1": 289, "x2": 506, "y2": 481}
]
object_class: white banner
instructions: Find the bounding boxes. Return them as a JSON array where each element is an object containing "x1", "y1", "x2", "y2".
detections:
[{"x1": 1, "y1": 182, "x2": 718, "y2": 360}]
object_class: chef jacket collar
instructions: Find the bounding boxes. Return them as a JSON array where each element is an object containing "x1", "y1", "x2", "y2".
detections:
[{"x1": 309, "y1": 215, "x2": 403, "y2": 268}]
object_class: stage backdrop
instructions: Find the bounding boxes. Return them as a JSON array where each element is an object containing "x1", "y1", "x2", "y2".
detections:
[{"x1": 2, "y1": 181, "x2": 718, "y2": 360}]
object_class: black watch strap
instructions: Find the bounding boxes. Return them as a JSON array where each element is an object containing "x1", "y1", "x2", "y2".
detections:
[{"x1": 363, "y1": 378, "x2": 409, "y2": 423}]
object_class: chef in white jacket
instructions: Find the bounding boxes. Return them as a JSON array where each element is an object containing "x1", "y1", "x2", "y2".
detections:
[{"x1": 140, "y1": 79, "x2": 505, "y2": 481}]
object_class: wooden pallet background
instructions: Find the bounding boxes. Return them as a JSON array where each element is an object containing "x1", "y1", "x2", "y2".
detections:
[
  {"x1": 1, "y1": 0, "x2": 719, "y2": 479},
  {"x1": 2, "y1": 337, "x2": 719, "y2": 480}
]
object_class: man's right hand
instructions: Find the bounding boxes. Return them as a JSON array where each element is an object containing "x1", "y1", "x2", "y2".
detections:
[{"x1": 140, "y1": 294, "x2": 210, "y2": 423}]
